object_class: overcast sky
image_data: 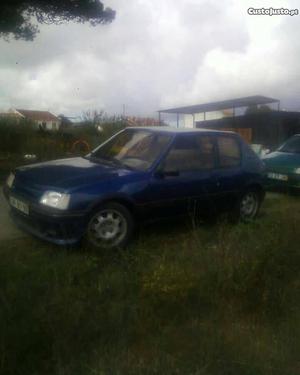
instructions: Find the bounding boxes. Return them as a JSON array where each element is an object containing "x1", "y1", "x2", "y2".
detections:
[{"x1": 0, "y1": 0, "x2": 300, "y2": 118}]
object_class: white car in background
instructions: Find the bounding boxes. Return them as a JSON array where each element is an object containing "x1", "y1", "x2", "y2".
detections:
[{"x1": 251, "y1": 144, "x2": 270, "y2": 158}]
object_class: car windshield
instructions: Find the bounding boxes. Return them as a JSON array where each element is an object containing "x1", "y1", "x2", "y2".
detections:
[
  {"x1": 278, "y1": 136, "x2": 300, "y2": 154},
  {"x1": 89, "y1": 129, "x2": 172, "y2": 171}
]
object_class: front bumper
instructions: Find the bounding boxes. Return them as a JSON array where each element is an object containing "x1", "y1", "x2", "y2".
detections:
[
  {"x1": 264, "y1": 172, "x2": 300, "y2": 193},
  {"x1": 3, "y1": 185, "x2": 87, "y2": 246}
]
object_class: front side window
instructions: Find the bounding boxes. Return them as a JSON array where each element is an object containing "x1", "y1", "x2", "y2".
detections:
[
  {"x1": 91, "y1": 129, "x2": 172, "y2": 171},
  {"x1": 217, "y1": 136, "x2": 241, "y2": 168},
  {"x1": 163, "y1": 134, "x2": 215, "y2": 172}
]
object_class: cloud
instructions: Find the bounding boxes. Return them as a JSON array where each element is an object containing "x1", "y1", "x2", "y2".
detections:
[{"x1": 0, "y1": 0, "x2": 300, "y2": 117}]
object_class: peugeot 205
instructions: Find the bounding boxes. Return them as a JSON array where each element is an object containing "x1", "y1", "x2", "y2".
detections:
[{"x1": 4, "y1": 127, "x2": 265, "y2": 249}]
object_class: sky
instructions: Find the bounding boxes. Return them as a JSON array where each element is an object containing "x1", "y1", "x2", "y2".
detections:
[{"x1": 0, "y1": 0, "x2": 300, "y2": 119}]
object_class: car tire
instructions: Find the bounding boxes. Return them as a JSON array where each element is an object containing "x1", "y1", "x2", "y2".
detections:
[
  {"x1": 84, "y1": 202, "x2": 134, "y2": 250},
  {"x1": 229, "y1": 189, "x2": 261, "y2": 223}
]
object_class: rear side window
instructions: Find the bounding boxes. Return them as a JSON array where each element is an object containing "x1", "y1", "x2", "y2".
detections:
[
  {"x1": 217, "y1": 136, "x2": 241, "y2": 168},
  {"x1": 163, "y1": 134, "x2": 215, "y2": 172}
]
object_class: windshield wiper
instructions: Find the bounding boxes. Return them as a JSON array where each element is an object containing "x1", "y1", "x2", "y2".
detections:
[
  {"x1": 110, "y1": 157, "x2": 136, "y2": 170},
  {"x1": 85, "y1": 154, "x2": 135, "y2": 170},
  {"x1": 280, "y1": 149, "x2": 300, "y2": 154},
  {"x1": 83, "y1": 155, "x2": 114, "y2": 165}
]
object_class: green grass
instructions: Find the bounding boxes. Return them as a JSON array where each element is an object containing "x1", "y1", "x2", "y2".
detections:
[{"x1": 0, "y1": 194, "x2": 300, "y2": 375}]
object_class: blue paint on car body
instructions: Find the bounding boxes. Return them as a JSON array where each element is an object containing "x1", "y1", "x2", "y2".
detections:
[{"x1": 3, "y1": 127, "x2": 265, "y2": 246}]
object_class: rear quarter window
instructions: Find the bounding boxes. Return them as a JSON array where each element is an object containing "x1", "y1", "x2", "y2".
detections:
[{"x1": 217, "y1": 136, "x2": 241, "y2": 168}]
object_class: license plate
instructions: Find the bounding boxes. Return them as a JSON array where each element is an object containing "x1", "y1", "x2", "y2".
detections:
[
  {"x1": 9, "y1": 196, "x2": 29, "y2": 215},
  {"x1": 267, "y1": 172, "x2": 288, "y2": 181}
]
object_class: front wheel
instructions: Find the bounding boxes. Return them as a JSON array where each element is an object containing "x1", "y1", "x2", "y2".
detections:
[{"x1": 85, "y1": 202, "x2": 134, "y2": 250}]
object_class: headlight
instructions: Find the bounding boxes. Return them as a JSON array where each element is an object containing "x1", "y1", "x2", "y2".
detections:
[
  {"x1": 40, "y1": 191, "x2": 70, "y2": 210},
  {"x1": 295, "y1": 168, "x2": 300, "y2": 175},
  {"x1": 6, "y1": 172, "x2": 15, "y2": 188}
]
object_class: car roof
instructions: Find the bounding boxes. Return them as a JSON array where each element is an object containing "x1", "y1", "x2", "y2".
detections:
[{"x1": 126, "y1": 126, "x2": 236, "y2": 136}]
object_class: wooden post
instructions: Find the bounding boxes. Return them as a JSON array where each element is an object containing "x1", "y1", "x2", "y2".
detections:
[{"x1": 233, "y1": 107, "x2": 236, "y2": 131}]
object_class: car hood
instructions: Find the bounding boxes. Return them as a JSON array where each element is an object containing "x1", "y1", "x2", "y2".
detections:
[
  {"x1": 263, "y1": 151, "x2": 300, "y2": 172},
  {"x1": 15, "y1": 157, "x2": 134, "y2": 190}
]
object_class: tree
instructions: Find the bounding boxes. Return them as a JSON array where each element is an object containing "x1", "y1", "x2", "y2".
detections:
[
  {"x1": 58, "y1": 114, "x2": 73, "y2": 129},
  {"x1": 82, "y1": 109, "x2": 106, "y2": 126},
  {"x1": 0, "y1": 0, "x2": 115, "y2": 41}
]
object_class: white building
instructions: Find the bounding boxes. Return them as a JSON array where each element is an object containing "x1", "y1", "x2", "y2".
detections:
[{"x1": 4, "y1": 109, "x2": 61, "y2": 130}]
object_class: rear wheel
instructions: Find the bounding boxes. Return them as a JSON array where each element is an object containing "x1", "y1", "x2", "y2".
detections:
[
  {"x1": 85, "y1": 202, "x2": 134, "y2": 249},
  {"x1": 230, "y1": 189, "x2": 261, "y2": 223}
]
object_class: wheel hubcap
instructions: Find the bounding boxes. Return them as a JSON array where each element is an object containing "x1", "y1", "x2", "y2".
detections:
[
  {"x1": 88, "y1": 209, "x2": 127, "y2": 248},
  {"x1": 240, "y1": 192, "x2": 258, "y2": 220}
]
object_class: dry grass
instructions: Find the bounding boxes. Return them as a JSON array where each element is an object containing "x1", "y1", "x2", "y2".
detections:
[{"x1": 0, "y1": 193, "x2": 299, "y2": 375}]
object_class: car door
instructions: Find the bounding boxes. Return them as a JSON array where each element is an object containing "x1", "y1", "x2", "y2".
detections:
[
  {"x1": 214, "y1": 134, "x2": 244, "y2": 211},
  {"x1": 143, "y1": 133, "x2": 219, "y2": 219}
]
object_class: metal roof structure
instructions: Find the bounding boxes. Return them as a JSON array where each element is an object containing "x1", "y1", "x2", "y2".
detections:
[
  {"x1": 127, "y1": 126, "x2": 228, "y2": 134},
  {"x1": 158, "y1": 95, "x2": 280, "y2": 115}
]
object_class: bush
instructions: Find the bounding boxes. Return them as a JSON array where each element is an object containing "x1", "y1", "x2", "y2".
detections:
[
  {"x1": 0, "y1": 118, "x2": 126, "y2": 182},
  {"x1": 67, "y1": 120, "x2": 125, "y2": 149},
  {"x1": 0, "y1": 118, "x2": 125, "y2": 157},
  {"x1": 0, "y1": 118, "x2": 36, "y2": 155}
]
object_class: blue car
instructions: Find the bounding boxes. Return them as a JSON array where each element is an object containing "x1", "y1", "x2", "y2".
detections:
[{"x1": 3, "y1": 127, "x2": 265, "y2": 249}]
